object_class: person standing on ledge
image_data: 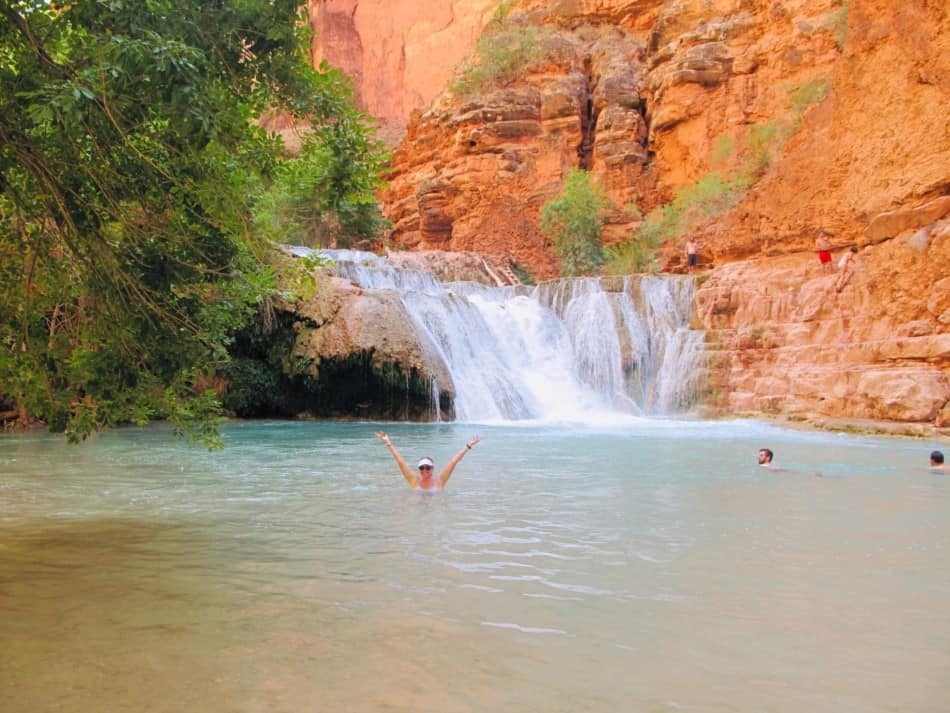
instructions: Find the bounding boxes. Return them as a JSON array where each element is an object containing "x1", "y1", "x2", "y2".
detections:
[
  {"x1": 375, "y1": 432, "x2": 481, "y2": 491},
  {"x1": 931, "y1": 450, "x2": 944, "y2": 471},
  {"x1": 815, "y1": 230, "x2": 833, "y2": 274},
  {"x1": 685, "y1": 237, "x2": 701, "y2": 273}
]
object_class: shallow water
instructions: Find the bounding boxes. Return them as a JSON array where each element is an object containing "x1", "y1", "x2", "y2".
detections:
[{"x1": 1, "y1": 420, "x2": 948, "y2": 713}]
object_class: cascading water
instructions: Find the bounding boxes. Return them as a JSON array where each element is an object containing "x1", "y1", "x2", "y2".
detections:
[{"x1": 298, "y1": 249, "x2": 707, "y2": 422}]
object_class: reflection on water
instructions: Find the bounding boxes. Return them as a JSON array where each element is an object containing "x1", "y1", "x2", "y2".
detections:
[{"x1": 1, "y1": 421, "x2": 948, "y2": 713}]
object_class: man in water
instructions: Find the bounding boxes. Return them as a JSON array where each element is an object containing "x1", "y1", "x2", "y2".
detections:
[
  {"x1": 375, "y1": 432, "x2": 481, "y2": 490},
  {"x1": 931, "y1": 450, "x2": 945, "y2": 471}
]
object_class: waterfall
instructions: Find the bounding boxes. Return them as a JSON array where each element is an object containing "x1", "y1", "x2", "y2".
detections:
[{"x1": 300, "y1": 249, "x2": 707, "y2": 423}]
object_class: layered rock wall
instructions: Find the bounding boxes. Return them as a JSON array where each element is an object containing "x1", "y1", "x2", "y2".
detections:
[
  {"x1": 308, "y1": 0, "x2": 949, "y2": 428},
  {"x1": 308, "y1": 0, "x2": 498, "y2": 143},
  {"x1": 379, "y1": 0, "x2": 856, "y2": 278},
  {"x1": 696, "y1": 219, "x2": 950, "y2": 426}
]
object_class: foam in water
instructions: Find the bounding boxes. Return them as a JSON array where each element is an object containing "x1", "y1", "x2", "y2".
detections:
[{"x1": 302, "y1": 249, "x2": 707, "y2": 423}]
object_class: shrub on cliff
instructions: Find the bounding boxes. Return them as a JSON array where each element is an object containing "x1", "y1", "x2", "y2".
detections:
[
  {"x1": 451, "y1": 24, "x2": 551, "y2": 97},
  {"x1": 540, "y1": 169, "x2": 607, "y2": 277},
  {"x1": 604, "y1": 172, "x2": 747, "y2": 274}
]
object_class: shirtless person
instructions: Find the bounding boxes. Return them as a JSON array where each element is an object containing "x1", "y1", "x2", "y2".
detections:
[
  {"x1": 685, "y1": 238, "x2": 700, "y2": 273},
  {"x1": 758, "y1": 448, "x2": 778, "y2": 469},
  {"x1": 834, "y1": 246, "x2": 858, "y2": 293},
  {"x1": 815, "y1": 230, "x2": 833, "y2": 274},
  {"x1": 376, "y1": 432, "x2": 481, "y2": 491},
  {"x1": 931, "y1": 450, "x2": 945, "y2": 471}
]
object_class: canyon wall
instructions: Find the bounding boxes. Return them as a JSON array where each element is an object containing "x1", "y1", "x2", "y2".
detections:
[
  {"x1": 308, "y1": 0, "x2": 498, "y2": 144},
  {"x1": 308, "y1": 0, "x2": 949, "y2": 428}
]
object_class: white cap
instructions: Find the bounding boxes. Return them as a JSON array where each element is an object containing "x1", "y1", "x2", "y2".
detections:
[{"x1": 417, "y1": 457, "x2": 434, "y2": 468}]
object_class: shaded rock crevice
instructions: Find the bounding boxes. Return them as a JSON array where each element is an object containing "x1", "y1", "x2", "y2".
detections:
[{"x1": 577, "y1": 55, "x2": 599, "y2": 169}]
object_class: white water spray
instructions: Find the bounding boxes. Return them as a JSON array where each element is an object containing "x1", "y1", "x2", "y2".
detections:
[{"x1": 302, "y1": 249, "x2": 707, "y2": 423}]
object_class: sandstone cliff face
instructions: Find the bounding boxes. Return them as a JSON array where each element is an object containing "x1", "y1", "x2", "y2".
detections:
[
  {"x1": 310, "y1": 0, "x2": 949, "y2": 427},
  {"x1": 309, "y1": 0, "x2": 498, "y2": 143},
  {"x1": 696, "y1": 218, "x2": 950, "y2": 425},
  {"x1": 379, "y1": 0, "x2": 859, "y2": 278},
  {"x1": 382, "y1": 27, "x2": 652, "y2": 279}
]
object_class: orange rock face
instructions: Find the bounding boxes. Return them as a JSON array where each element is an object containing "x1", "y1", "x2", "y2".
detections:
[
  {"x1": 696, "y1": 222, "x2": 950, "y2": 423},
  {"x1": 381, "y1": 27, "x2": 653, "y2": 279},
  {"x1": 309, "y1": 0, "x2": 498, "y2": 143},
  {"x1": 310, "y1": 0, "x2": 950, "y2": 426}
]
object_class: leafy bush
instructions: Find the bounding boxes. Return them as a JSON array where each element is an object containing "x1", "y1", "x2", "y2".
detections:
[
  {"x1": 824, "y1": 0, "x2": 850, "y2": 50},
  {"x1": 221, "y1": 358, "x2": 282, "y2": 417},
  {"x1": 746, "y1": 120, "x2": 786, "y2": 174},
  {"x1": 604, "y1": 172, "x2": 749, "y2": 274},
  {"x1": 510, "y1": 262, "x2": 536, "y2": 285},
  {"x1": 492, "y1": 0, "x2": 518, "y2": 24},
  {"x1": 711, "y1": 134, "x2": 735, "y2": 167},
  {"x1": 604, "y1": 237, "x2": 658, "y2": 274},
  {"x1": 451, "y1": 24, "x2": 550, "y2": 97},
  {"x1": 254, "y1": 117, "x2": 389, "y2": 248},
  {"x1": 788, "y1": 78, "x2": 831, "y2": 114},
  {"x1": 540, "y1": 169, "x2": 608, "y2": 277}
]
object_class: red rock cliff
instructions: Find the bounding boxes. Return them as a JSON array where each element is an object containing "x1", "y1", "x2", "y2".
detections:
[
  {"x1": 310, "y1": 0, "x2": 950, "y2": 429},
  {"x1": 309, "y1": 0, "x2": 498, "y2": 143}
]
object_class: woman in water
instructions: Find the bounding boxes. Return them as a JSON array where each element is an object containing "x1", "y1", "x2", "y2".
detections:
[{"x1": 375, "y1": 432, "x2": 480, "y2": 491}]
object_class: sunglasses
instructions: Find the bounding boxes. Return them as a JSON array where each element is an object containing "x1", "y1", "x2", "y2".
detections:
[{"x1": 419, "y1": 465, "x2": 433, "y2": 471}]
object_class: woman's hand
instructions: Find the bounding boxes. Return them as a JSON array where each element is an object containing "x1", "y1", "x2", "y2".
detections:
[
  {"x1": 466, "y1": 435, "x2": 481, "y2": 450},
  {"x1": 375, "y1": 432, "x2": 391, "y2": 446}
]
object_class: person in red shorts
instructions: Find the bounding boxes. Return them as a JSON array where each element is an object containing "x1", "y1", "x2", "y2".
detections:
[{"x1": 815, "y1": 230, "x2": 832, "y2": 273}]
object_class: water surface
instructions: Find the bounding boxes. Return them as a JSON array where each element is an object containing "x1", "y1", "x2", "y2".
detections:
[{"x1": 2, "y1": 421, "x2": 948, "y2": 712}]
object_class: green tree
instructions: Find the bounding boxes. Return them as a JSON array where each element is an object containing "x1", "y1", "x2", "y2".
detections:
[
  {"x1": 254, "y1": 116, "x2": 389, "y2": 248},
  {"x1": 540, "y1": 168, "x2": 607, "y2": 276},
  {"x1": 0, "y1": 0, "x2": 384, "y2": 444}
]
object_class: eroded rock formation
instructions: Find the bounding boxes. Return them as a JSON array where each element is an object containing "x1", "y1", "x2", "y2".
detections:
[
  {"x1": 697, "y1": 218, "x2": 950, "y2": 425},
  {"x1": 306, "y1": 0, "x2": 949, "y2": 428},
  {"x1": 308, "y1": 0, "x2": 498, "y2": 144},
  {"x1": 226, "y1": 250, "x2": 525, "y2": 420}
]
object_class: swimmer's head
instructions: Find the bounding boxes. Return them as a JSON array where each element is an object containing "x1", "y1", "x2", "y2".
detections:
[
  {"x1": 417, "y1": 457, "x2": 434, "y2": 472},
  {"x1": 758, "y1": 448, "x2": 773, "y2": 465},
  {"x1": 931, "y1": 450, "x2": 944, "y2": 466}
]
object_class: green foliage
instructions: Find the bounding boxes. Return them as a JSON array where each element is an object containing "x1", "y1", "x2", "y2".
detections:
[
  {"x1": 824, "y1": 0, "x2": 850, "y2": 50},
  {"x1": 605, "y1": 172, "x2": 748, "y2": 274},
  {"x1": 450, "y1": 23, "x2": 551, "y2": 97},
  {"x1": 0, "y1": 0, "x2": 383, "y2": 445},
  {"x1": 787, "y1": 78, "x2": 831, "y2": 114},
  {"x1": 492, "y1": 0, "x2": 519, "y2": 24},
  {"x1": 510, "y1": 261, "x2": 535, "y2": 285},
  {"x1": 540, "y1": 169, "x2": 607, "y2": 277},
  {"x1": 711, "y1": 134, "x2": 735, "y2": 166},
  {"x1": 254, "y1": 112, "x2": 389, "y2": 248},
  {"x1": 746, "y1": 120, "x2": 786, "y2": 174},
  {"x1": 604, "y1": 237, "x2": 658, "y2": 274},
  {"x1": 220, "y1": 358, "x2": 282, "y2": 417}
]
